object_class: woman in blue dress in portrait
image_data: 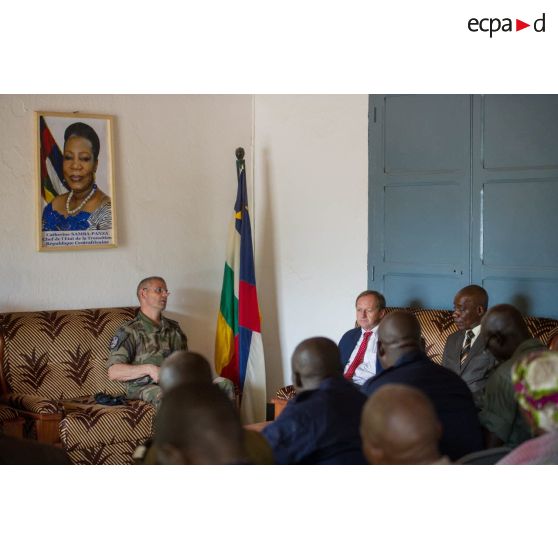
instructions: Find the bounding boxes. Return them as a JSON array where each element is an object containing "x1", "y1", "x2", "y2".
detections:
[{"x1": 42, "y1": 122, "x2": 112, "y2": 231}]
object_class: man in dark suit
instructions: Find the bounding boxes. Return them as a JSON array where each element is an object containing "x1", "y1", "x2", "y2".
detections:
[
  {"x1": 338, "y1": 290, "x2": 386, "y2": 387},
  {"x1": 262, "y1": 337, "x2": 367, "y2": 464},
  {"x1": 442, "y1": 285, "x2": 496, "y2": 406},
  {"x1": 362, "y1": 311, "x2": 484, "y2": 461}
]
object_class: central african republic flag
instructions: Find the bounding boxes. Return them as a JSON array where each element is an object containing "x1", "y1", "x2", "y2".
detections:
[{"x1": 215, "y1": 150, "x2": 266, "y2": 425}]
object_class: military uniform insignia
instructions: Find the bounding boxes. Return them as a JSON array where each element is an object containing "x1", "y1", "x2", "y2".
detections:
[{"x1": 109, "y1": 330, "x2": 128, "y2": 350}]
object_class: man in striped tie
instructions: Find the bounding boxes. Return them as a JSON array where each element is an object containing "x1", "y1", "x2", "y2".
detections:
[
  {"x1": 338, "y1": 290, "x2": 387, "y2": 386},
  {"x1": 442, "y1": 285, "x2": 496, "y2": 406}
]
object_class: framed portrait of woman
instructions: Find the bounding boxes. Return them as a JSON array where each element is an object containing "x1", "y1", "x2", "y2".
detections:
[{"x1": 36, "y1": 111, "x2": 117, "y2": 251}]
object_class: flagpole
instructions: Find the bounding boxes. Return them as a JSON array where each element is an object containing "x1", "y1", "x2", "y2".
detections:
[{"x1": 236, "y1": 147, "x2": 245, "y2": 179}]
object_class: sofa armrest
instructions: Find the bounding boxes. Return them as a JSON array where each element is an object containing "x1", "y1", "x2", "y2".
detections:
[
  {"x1": 270, "y1": 398, "x2": 289, "y2": 419},
  {"x1": 0, "y1": 393, "x2": 60, "y2": 415}
]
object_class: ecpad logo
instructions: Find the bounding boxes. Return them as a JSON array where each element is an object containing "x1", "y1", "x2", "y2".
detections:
[{"x1": 468, "y1": 13, "x2": 546, "y2": 37}]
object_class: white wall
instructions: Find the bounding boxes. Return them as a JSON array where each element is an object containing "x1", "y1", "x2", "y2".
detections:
[
  {"x1": 0, "y1": 94, "x2": 369, "y2": 398},
  {"x1": 254, "y1": 95, "x2": 369, "y2": 394},
  {"x1": 0, "y1": 94, "x2": 253, "y2": 364}
]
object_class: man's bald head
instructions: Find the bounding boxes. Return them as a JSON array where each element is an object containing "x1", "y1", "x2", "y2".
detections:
[
  {"x1": 159, "y1": 351, "x2": 213, "y2": 393},
  {"x1": 155, "y1": 383, "x2": 247, "y2": 465},
  {"x1": 481, "y1": 304, "x2": 530, "y2": 362},
  {"x1": 377, "y1": 311, "x2": 422, "y2": 370},
  {"x1": 361, "y1": 384, "x2": 442, "y2": 465},
  {"x1": 291, "y1": 337, "x2": 343, "y2": 393}
]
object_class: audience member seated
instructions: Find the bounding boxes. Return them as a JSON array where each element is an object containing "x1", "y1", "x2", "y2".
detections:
[
  {"x1": 107, "y1": 276, "x2": 188, "y2": 410},
  {"x1": 442, "y1": 285, "x2": 496, "y2": 405},
  {"x1": 361, "y1": 384, "x2": 450, "y2": 465},
  {"x1": 159, "y1": 350, "x2": 236, "y2": 401},
  {"x1": 361, "y1": 311, "x2": 483, "y2": 461},
  {"x1": 479, "y1": 304, "x2": 547, "y2": 448},
  {"x1": 139, "y1": 351, "x2": 272, "y2": 464},
  {"x1": 498, "y1": 351, "x2": 558, "y2": 464},
  {"x1": 262, "y1": 337, "x2": 367, "y2": 464},
  {"x1": 0, "y1": 434, "x2": 71, "y2": 465},
  {"x1": 339, "y1": 290, "x2": 386, "y2": 386},
  {"x1": 154, "y1": 383, "x2": 249, "y2": 465}
]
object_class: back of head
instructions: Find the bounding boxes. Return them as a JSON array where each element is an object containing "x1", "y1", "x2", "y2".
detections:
[
  {"x1": 512, "y1": 351, "x2": 558, "y2": 435},
  {"x1": 155, "y1": 383, "x2": 247, "y2": 464},
  {"x1": 482, "y1": 303, "x2": 530, "y2": 361},
  {"x1": 361, "y1": 384, "x2": 442, "y2": 464},
  {"x1": 377, "y1": 311, "x2": 422, "y2": 369},
  {"x1": 159, "y1": 351, "x2": 213, "y2": 393},
  {"x1": 291, "y1": 337, "x2": 343, "y2": 393}
]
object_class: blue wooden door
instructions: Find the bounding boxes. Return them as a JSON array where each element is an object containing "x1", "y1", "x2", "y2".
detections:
[
  {"x1": 472, "y1": 95, "x2": 558, "y2": 318},
  {"x1": 369, "y1": 94, "x2": 558, "y2": 318},
  {"x1": 368, "y1": 95, "x2": 472, "y2": 309}
]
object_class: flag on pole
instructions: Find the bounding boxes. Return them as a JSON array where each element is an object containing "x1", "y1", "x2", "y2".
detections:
[
  {"x1": 215, "y1": 148, "x2": 266, "y2": 424},
  {"x1": 39, "y1": 116, "x2": 67, "y2": 203}
]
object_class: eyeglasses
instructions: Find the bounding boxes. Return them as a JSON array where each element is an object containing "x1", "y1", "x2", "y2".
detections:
[{"x1": 143, "y1": 287, "x2": 170, "y2": 295}]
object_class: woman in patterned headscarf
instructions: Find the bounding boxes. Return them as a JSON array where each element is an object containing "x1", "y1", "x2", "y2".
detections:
[{"x1": 498, "y1": 351, "x2": 558, "y2": 464}]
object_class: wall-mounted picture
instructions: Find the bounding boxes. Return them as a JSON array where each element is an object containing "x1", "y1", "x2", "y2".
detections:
[{"x1": 36, "y1": 111, "x2": 117, "y2": 251}]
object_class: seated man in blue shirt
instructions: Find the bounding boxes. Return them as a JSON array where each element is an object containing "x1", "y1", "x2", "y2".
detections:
[
  {"x1": 362, "y1": 311, "x2": 484, "y2": 461},
  {"x1": 262, "y1": 337, "x2": 367, "y2": 464}
]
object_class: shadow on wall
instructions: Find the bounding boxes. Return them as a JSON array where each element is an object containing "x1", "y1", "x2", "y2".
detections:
[
  {"x1": 165, "y1": 287, "x2": 219, "y2": 368},
  {"x1": 511, "y1": 294, "x2": 531, "y2": 316},
  {"x1": 259, "y1": 148, "x2": 285, "y2": 398}
]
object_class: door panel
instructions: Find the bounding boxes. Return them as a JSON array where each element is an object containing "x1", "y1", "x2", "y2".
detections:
[
  {"x1": 370, "y1": 94, "x2": 558, "y2": 318},
  {"x1": 483, "y1": 95, "x2": 558, "y2": 170},
  {"x1": 472, "y1": 95, "x2": 558, "y2": 318},
  {"x1": 369, "y1": 95, "x2": 471, "y2": 309}
]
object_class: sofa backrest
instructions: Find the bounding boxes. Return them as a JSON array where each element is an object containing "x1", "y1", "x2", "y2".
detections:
[
  {"x1": 385, "y1": 307, "x2": 558, "y2": 365},
  {"x1": 0, "y1": 307, "x2": 137, "y2": 399}
]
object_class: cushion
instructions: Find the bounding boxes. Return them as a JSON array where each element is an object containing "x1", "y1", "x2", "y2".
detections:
[
  {"x1": 0, "y1": 404, "x2": 20, "y2": 423},
  {"x1": 59, "y1": 400, "x2": 155, "y2": 450},
  {"x1": 64, "y1": 439, "x2": 149, "y2": 465},
  {"x1": 1, "y1": 393, "x2": 59, "y2": 414},
  {"x1": 0, "y1": 307, "x2": 136, "y2": 399}
]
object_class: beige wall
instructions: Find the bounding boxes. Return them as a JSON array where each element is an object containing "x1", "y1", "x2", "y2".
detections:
[
  {"x1": 0, "y1": 94, "x2": 368, "y2": 397},
  {"x1": 0, "y1": 94, "x2": 253, "y2": 364},
  {"x1": 254, "y1": 95, "x2": 369, "y2": 392}
]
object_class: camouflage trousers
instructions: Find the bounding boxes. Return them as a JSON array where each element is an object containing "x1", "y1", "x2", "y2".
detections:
[{"x1": 125, "y1": 381, "x2": 163, "y2": 411}]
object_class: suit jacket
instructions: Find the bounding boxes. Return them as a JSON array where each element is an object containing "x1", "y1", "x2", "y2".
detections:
[
  {"x1": 338, "y1": 327, "x2": 362, "y2": 367},
  {"x1": 442, "y1": 329, "x2": 496, "y2": 399},
  {"x1": 361, "y1": 351, "x2": 484, "y2": 461}
]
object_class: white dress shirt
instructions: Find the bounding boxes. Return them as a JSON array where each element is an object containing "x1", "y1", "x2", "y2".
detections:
[{"x1": 344, "y1": 324, "x2": 380, "y2": 386}]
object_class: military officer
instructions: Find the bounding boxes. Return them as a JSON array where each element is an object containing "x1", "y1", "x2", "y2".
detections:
[{"x1": 107, "y1": 276, "x2": 187, "y2": 409}]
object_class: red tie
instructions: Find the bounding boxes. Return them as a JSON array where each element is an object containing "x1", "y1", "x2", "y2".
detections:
[{"x1": 344, "y1": 330, "x2": 373, "y2": 381}]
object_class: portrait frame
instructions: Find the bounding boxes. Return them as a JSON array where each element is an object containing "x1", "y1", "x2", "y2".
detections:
[{"x1": 35, "y1": 111, "x2": 118, "y2": 251}]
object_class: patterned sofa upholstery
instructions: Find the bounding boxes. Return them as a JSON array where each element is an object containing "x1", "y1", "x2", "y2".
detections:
[
  {"x1": 0, "y1": 404, "x2": 25, "y2": 438},
  {"x1": 0, "y1": 307, "x2": 155, "y2": 464},
  {"x1": 272, "y1": 307, "x2": 558, "y2": 415}
]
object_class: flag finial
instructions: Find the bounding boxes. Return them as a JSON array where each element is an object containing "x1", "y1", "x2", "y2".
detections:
[{"x1": 235, "y1": 147, "x2": 245, "y2": 160}]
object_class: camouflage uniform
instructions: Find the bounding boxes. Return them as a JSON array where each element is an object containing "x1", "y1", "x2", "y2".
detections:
[{"x1": 107, "y1": 311, "x2": 187, "y2": 409}]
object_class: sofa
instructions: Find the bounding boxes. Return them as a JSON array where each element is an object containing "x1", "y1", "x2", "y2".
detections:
[
  {"x1": 272, "y1": 307, "x2": 558, "y2": 415},
  {"x1": 0, "y1": 404, "x2": 25, "y2": 438},
  {"x1": 0, "y1": 306, "x2": 155, "y2": 464}
]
